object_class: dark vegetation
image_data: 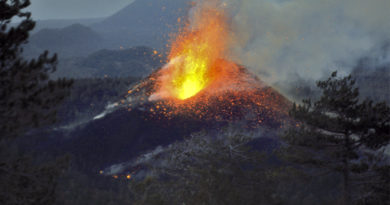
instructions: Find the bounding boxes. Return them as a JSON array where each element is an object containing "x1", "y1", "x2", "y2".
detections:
[
  {"x1": 1, "y1": 0, "x2": 389, "y2": 205},
  {"x1": 283, "y1": 72, "x2": 390, "y2": 204},
  {"x1": 0, "y1": 0, "x2": 72, "y2": 204},
  {"x1": 46, "y1": 69, "x2": 389, "y2": 205},
  {"x1": 50, "y1": 46, "x2": 164, "y2": 79},
  {"x1": 57, "y1": 77, "x2": 138, "y2": 124}
]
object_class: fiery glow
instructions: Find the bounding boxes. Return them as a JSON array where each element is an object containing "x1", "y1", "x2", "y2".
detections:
[
  {"x1": 154, "y1": 0, "x2": 232, "y2": 100},
  {"x1": 124, "y1": 0, "x2": 292, "y2": 127}
]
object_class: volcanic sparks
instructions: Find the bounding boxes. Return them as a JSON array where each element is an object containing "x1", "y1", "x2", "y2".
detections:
[
  {"x1": 124, "y1": 0, "x2": 292, "y2": 127},
  {"x1": 153, "y1": 0, "x2": 233, "y2": 100}
]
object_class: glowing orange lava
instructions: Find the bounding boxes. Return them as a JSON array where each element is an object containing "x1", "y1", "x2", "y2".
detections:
[{"x1": 153, "y1": 0, "x2": 235, "y2": 100}]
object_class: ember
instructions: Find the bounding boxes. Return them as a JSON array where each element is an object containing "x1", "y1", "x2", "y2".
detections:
[
  {"x1": 153, "y1": 0, "x2": 233, "y2": 100},
  {"x1": 125, "y1": 0, "x2": 291, "y2": 127}
]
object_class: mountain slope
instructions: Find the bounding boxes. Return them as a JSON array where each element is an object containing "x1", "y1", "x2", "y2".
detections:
[
  {"x1": 93, "y1": 0, "x2": 192, "y2": 49},
  {"x1": 26, "y1": 66, "x2": 291, "y2": 174}
]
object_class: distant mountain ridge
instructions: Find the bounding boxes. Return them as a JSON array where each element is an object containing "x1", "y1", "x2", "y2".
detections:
[
  {"x1": 95, "y1": 0, "x2": 189, "y2": 30},
  {"x1": 25, "y1": 0, "x2": 192, "y2": 59},
  {"x1": 32, "y1": 18, "x2": 103, "y2": 33},
  {"x1": 31, "y1": 24, "x2": 101, "y2": 47},
  {"x1": 26, "y1": 24, "x2": 104, "y2": 58},
  {"x1": 91, "y1": 0, "x2": 192, "y2": 49}
]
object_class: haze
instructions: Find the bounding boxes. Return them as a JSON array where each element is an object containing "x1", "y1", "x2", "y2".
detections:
[{"x1": 28, "y1": 0, "x2": 134, "y2": 20}]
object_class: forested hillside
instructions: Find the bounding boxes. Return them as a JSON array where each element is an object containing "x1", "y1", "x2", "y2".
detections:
[
  {"x1": 52, "y1": 46, "x2": 164, "y2": 79},
  {"x1": 57, "y1": 77, "x2": 139, "y2": 125}
]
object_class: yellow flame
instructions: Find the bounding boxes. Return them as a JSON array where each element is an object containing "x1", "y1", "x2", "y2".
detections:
[
  {"x1": 155, "y1": 0, "x2": 229, "y2": 100},
  {"x1": 171, "y1": 48, "x2": 210, "y2": 99}
]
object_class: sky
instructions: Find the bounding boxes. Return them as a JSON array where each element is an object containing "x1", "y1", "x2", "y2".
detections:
[{"x1": 28, "y1": 0, "x2": 135, "y2": 20}]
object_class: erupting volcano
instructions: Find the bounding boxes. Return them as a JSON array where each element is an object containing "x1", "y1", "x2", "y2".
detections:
[
  {"x1": 125, "y1": 0, "x2": 291, "y2": 127},
  {"x1": 152, "y1": 0, "x2": 233, "y2": 100}
]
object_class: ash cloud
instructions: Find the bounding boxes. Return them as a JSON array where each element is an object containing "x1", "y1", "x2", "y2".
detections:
[{"x1": 220, "y1": 0, "x2": 390, "y2": 94}]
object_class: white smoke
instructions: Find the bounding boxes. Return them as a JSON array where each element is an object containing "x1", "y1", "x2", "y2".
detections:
[{"x1": 217, "y1": 0, "x2": 390, "y2": 86}]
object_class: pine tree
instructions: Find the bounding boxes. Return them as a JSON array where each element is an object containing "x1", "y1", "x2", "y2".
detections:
[
  {"x1": 0, "y1": 0, "x2": 73, "y2": 204},
  {"x1": 0, "y1": 0, "x2": 73, "y2": 139},
  {"x1": 283, "y1": 72, "x2": 390, "y2": 205}
]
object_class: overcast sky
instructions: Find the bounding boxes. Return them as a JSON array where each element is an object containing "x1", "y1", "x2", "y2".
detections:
[{"x1": 28, "y1": 0, "x2": 135, "y2": 20}]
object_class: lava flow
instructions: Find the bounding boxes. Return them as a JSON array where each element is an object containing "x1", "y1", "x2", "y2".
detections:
[{"x1": 125, "y1": 0, "x2": 291, "y2": 127}]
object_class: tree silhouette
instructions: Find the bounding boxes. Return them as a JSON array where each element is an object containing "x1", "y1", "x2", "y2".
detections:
[
  {"x1": 283, "y1": 72, "x2": 390, "y2": 205},
  {"x1": 0, "y1": 0, "x2": 72, "y2": 204},
  {"x1": 0, "y1": 0, "x2": 73, "y2": 139}
]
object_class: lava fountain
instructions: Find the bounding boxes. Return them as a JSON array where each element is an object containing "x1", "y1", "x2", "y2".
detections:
[{"x1": 151, "y1": 0, "x2": 238, "y2": 101}]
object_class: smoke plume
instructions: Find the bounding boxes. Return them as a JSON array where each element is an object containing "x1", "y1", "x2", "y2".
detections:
[{"x1": 209, "y1": 0, "x2": 390, "y2": 91}]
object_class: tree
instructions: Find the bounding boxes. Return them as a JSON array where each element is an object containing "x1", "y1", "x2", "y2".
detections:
[
  {"x1": 282, "y1": 71, "x2": 390, "y2": 205},
  {"x1": 0, "y1": 0, "x2": 73, "y2": 204},
  {"x1": 0, "y1": 146, "x2": 70, "y2": 205},
  {"x1": 0, "y1": 0, "x2": 73, "y2": 139},
  {"x1": 129, "y1": 131, "x2": 283, "y2": 205}
]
